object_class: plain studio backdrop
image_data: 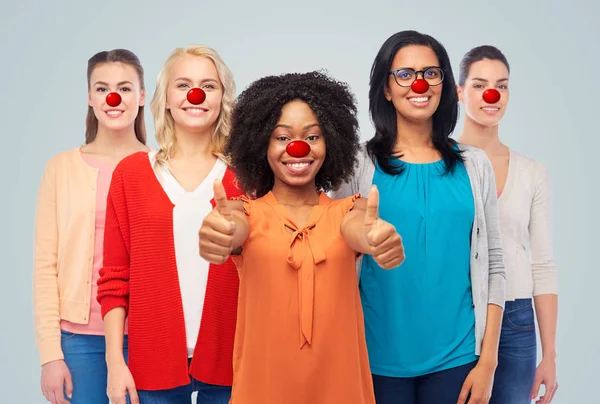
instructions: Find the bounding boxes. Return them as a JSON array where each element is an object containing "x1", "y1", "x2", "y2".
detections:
[{"x1": 1, "y1": 0, "x2": 597, "y2": 403}]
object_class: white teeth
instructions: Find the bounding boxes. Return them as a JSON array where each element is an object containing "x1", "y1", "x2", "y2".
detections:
[
  {"x1": 482, "y1": 107, "x2": 499, "y2": 111},
  {"x1": 107, "y1": 111, "x2": 122, "y2": 116},
  {"x1": 186, "y1": 108, "x2": 205, "y2": 113},
  {"x1": 409, "y1": 97, "x2": 428, "y2": 102},
  {"x1": 287, "y1": 163, "x2": 309, "y2": 168}
]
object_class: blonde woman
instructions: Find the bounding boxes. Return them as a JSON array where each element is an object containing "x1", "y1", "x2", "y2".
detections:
[
  {"x1": 33, "y1": 49, "x2": 148, "y2": 404},
  {"x1": 97, "y1": 45, "x2": 243, "y2": 404}
]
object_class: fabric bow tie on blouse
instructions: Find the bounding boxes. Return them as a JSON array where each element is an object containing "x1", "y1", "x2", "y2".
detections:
[{"x1": 268, "y1": 194, "x2": 328, "y2": 349}]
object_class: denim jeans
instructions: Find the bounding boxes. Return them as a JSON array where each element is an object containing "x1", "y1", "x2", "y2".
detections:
[
  {"x1": 61, "y1": 330, "x2": 129, "y2": 404},
  {"x1": 137, "y1": 376, "x2": 231, "y2": 404},
  {"x1": 371, "y1": 360, "x2": 478, "y2": 404},
  {"x1": 490, "y1": 298, "x2": 537, "y2": 404}
]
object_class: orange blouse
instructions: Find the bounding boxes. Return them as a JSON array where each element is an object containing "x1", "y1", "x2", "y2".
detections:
[{"x1": 230, "y1": 191, "x2": 375, "y2": 404}]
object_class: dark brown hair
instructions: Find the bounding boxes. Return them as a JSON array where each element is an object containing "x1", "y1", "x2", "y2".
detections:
[
  {"x1": 85, "y1": 49, "x2": 146, "y2": 144},
  {"x1": 458, "y1": 45, "x2": 510, "y2": 87}
]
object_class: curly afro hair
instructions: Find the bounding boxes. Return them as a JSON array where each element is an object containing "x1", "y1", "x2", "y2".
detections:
[{"x1": 225, "y1": 70, "x2": 360, "y2": 198}]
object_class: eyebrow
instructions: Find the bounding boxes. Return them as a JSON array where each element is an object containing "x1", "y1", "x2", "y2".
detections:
[
  {"x1": 274, "y1": 123, "x2": 320, "y2": 130},
  {"x1": 174, "y1": 77, "x2": 220, "y2": 84},
  {"x1": 93, "y1": 81, "x2": 134, "y2": 86},
  {"x1": 472, "y1": 77, "x2": 509, "y2": 82}
]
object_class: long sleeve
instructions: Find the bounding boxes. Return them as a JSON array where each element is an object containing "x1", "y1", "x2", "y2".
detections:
[
  {"x1": 529, "y1": 164, "x2": 558, "y2": 296},
  {"x1": 481, "y1": 155, "x2": 507, "y2": 307},
  {"x1": 97, "y1": 166, "x2": 131, "y2": 318},
  {"x1": 32, "y1": 159, "x2": 63, "y2": 365}
]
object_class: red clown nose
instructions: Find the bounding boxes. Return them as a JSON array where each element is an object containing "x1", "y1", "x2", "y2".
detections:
[
  {"x1": 106, "y1": 92, "x2": 122, "y2": 107},
  {"x1": 286, "y1": 141, "x2": 311, "y2": 158},
  {"x1": 411, "y1": 79, "x2": 429, "y2": 94},
  {"x1": 482, "y1": 89, "x2": 501, "y2": 104},
  {"x1": 187, "y1": 88, "x2": 206, "y2": 105}
]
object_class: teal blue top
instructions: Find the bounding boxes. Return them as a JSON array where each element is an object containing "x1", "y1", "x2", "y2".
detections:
[{"x1": 361, "y1": 158, "x2": 478, "y2": 377}]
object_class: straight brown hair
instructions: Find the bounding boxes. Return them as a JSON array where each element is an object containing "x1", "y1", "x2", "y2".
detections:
[{"x1": 85, "y1": 49, "x2": 147, "y2": 144}]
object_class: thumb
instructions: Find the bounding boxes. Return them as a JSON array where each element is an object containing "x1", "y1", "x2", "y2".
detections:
[
  {"x1": 363, "y1": 185, "x2": 379, "y2": 231},
  {"x1": 213, "y1": 179, "x2": 233, "y2": 221},
  {"x1": 64, "y1": 372, "x2": 73, "y2": 398}
]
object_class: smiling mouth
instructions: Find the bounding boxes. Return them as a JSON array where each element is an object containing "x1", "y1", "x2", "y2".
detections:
[
  {"x1": 282, "y1": 160, "x2": 313, "y2": 174},
  {"x1": 183, "y1": 107, "x2": 208, "y2": 116},
  {"x1": 105, "y1": 110, "x2": 124, "y2": 118},
  {"x1": 481, "y1": 107, "x2": 500, "y2": 115},
  {"x1": 407, "y1": 96, "x2": 430, "y2": 106}
]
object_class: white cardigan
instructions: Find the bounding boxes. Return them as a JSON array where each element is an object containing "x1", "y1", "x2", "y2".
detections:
[{"x1": 499, "y1": 149, "x2": 558, "y2": 300}]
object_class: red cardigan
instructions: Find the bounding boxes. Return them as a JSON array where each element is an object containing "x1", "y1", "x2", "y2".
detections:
[{"x1": 97, "y1": 152, "x2": 243, "y2": 391}]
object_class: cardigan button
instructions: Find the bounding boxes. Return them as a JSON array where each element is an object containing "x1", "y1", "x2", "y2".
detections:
[{"x1": 475, "y1": 252, "x2": 479, "y2": 259}]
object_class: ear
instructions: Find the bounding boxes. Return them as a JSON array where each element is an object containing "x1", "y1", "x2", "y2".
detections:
[
  {"x1": 456, "y1": 85, "x2": 464, "y2": 103},
  {"x1": 88, "y1": 90, "x2": 93, "y2": 107},
  {"x1": 139, "y1": 89, "x2": 146, "y2": 107},
  {"x1": 384, "y1": 86, "x2": 392, "y2": 102}
]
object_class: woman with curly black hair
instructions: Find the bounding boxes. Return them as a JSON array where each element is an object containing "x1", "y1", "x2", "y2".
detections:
[
  {"x1": 198, "y1": 71, "x2": 404, "y2": 403},
  {"x1": 333, "y1": 31, "x2": 506, "y2": 404}
]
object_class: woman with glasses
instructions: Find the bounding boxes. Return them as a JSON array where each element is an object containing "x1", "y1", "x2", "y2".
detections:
[{"x1": 332, "y1": 30, "x2": 506, "y2": 404}]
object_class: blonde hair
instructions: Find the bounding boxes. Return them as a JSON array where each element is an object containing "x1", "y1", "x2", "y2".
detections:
[{"x1": 150, "y1": 45, "x2": 235, "y2": 166}]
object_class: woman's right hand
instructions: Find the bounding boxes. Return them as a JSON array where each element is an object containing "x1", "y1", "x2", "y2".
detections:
[
  {"x1": 41, "y1": 359, "x2": 72, "y2": 404},
  {"x1": 199, "y1": 180, "x2": 237, "y2": 264},
  {"x1": 107, "y1": 361, "x2": 139, "y2": 404}
]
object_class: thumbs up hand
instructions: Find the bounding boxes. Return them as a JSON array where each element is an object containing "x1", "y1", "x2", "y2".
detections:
[
  {"x1": 199, "y1": 180, "x2": 237, "y2": 264},
  {"x1": 362, "y1": 185, "x2": 405, "y2": 270}
]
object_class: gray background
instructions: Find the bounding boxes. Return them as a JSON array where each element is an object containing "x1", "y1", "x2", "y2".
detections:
[{"x1": 1, "y1": 0, "x2": 597, "y2": 402}]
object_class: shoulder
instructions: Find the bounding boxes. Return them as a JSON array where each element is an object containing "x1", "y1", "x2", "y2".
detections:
[
  {"x1": 114, "y1": 151, "x2": 151, "y2": 174},
  {"x1": 457, "y1": 143, "x2": 489, "y2": 165},
  {"x1": 511, "y1": 149, "x2": 548, "y2": 176},
  {"x1": 44, "y1": 147, "x2": 81, "y2": 170}
]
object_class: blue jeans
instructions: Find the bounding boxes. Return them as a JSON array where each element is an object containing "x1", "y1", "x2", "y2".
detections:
[
  {"x1": 137, "y1": 376, "x2": 231, "y2": 404},
  {"x1": 490, "y1": 299, "x2": 537, "y2": 404},
  {"x1": 371, "y1": 360, "x2": 478, "y2": 404},
  {"x1": 61, "y1": 330, "x2": 129, "y2": 404}
]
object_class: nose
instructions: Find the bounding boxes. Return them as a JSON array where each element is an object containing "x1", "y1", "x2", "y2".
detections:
[
  {"x1": 106, "y1": 92, "x2": 122, "y2": 107},
  {"x1": 286, "y1": 140, "x2": 311, "y2": 158},
  {"x1": 187, "y1": 88, "x2": 206, "y2": 105},
  {"x1": 411, "y1": 79, "x2": 429, "y2": 94},
  {"x1": 482, "y1": 89, "x2": 500, "y2": 104}
]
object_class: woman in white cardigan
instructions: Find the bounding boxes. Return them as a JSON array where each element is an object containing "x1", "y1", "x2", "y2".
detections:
[{"x1": 457, "y1": 45, "x2": 559, "y2": 404}]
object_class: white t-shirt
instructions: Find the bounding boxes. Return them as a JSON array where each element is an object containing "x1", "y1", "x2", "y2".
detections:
[{"x1": 149, "y1": 151, "x2": 227, "y2": 356}]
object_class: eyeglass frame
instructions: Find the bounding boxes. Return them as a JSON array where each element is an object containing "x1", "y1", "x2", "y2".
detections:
[{"x1": 388, "y1": 67, "x2": 445, "y2": 88}]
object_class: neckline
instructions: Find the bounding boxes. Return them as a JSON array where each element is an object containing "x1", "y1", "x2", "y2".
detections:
[
  {"x1": 149, "y1": 150, "x2": 225, "y2": 197},
  {"x1": 497, "y1": 148, "x2": 515, "y2": 202},
  {"x1": 263, "y1": 191, "x2": 330, "y2": 231}
]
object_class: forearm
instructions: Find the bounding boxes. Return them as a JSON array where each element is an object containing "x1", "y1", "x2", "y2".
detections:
[
  {"x1": 479, "y1": 303, "x2": 503, "y2": 367},
  {"x1": 104, "y1": 308, "x2": 127, "y2": 366},
  {"x1": 341, "y1": 210, "x2": 370, "y2": 254},
  {"x1": 533, "y1": 293, "x2": 558, "y2": 359}
]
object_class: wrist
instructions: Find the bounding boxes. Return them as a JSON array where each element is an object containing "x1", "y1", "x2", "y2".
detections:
[
  {"x1": 542, "y1": 351, "x2": 557, "y2": 361},
  {"x1": 477, "y1": 355, "x2": 498, "y2": 370},
  {"x1": 106, "y1": 352, "x2": 126, "y2": 367}
]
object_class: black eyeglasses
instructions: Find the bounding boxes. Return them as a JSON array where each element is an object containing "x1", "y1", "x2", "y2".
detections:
[{"x1": 389, "y1": 67, "x2": 445, "y2": 87}]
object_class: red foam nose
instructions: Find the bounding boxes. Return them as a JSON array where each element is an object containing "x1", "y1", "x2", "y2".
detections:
[
  {"x1": 411, "y1": 79, "x2": 429, "y2": 94},
  {"x1": 106, "y1": 92, "x2": 122, "y2": 107},
  {"x1": 187, "y1": 88, "x2": 206, "y2": 105},
  {"x1": 286, "y1": 141, "x2": 311, "y2": 158},
  {"x1": 482, "y1": 89, "x2": 501, "y2": 104}
]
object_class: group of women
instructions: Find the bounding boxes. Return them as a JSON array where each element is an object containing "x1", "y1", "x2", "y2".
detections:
[{"x1": 33, "y1": 30, "x2": 558, "y2": 404}]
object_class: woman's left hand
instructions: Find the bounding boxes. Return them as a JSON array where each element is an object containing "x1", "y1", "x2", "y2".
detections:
[
  {"x1": 530, "y1": 357, "x2": 558, "y2": 403},
  {"x1": 457, "y1": 361, "x2": 496, "y2": 404}
]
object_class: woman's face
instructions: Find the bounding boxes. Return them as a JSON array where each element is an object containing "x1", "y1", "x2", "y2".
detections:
[
  {"x1": 267, "y1": 100, "x2": 326, "y2": 190},
  {"x1": 166, "y1": 55, "x2": 223, "y2": 134},
  {"x1": 458, "y1": 58, "x2": 510, "y2": 127},
  {"x1": 385, "y1": 45, "x2": 443, "y2": 124},
  {"x1": 88, "y1": 62, "x2": 144, "y2": 132}
]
